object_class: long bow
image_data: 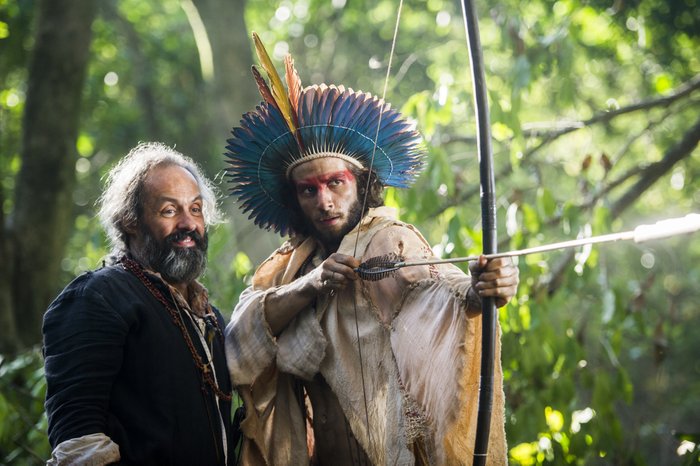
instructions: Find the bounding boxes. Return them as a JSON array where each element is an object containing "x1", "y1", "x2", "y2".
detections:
[
  {"x1": 460, "y1": 1, "x2": 498, "y2": 464},
  {"x1": 347, "y1": 1, "x2": 496, "y2": 461}
]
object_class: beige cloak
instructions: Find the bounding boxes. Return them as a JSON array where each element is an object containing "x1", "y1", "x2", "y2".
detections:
[{"x1": 225, "y1": 207, "x2": 506, "y2": 465}]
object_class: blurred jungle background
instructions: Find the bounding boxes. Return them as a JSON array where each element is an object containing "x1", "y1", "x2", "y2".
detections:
[{"x1": 1, "y1": 0, "x2": 698, "y2": 464}]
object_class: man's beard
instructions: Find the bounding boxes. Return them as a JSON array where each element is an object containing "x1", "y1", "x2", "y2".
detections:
[
  {"x1": 309, "y1": 201, "x2": 364, "y2": 249},
  {"x1": 134, "y1": 225, "x2": 208, "y2": 284}
]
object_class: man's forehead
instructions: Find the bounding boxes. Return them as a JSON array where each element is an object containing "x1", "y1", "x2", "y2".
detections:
[
  {"x1": 290, "y1": 158, "x2": 354, "y2": 182},
  {"x1": 143, "y1": 164, "x2": 201, "y2": 200}
]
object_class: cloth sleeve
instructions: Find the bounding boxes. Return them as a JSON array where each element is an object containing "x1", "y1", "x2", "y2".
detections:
[
  {"x1": 46, "y1": 433, "x2": 120, "y2": 466},
  {"x1": 225, "y1": 284, "x2": 326, "y2": 465},
  {"x1": 225, "y1": 285, "x2": 326, "y2": 386},
  {"x1": 360, "y1": 223, "x2": 479, "y2": 428},
  {"x1": 42, "y1": 282, "x2": 129, "y2": 451},
  {"x1": 362, "y1": 224, "x2": 506, "y2": 463},
  {"x1": 361, "y1": 224, "x2": 476, "y2": 323},
  {"x1": 224, "y1": 286, "x2": 278, "y2": 386}
]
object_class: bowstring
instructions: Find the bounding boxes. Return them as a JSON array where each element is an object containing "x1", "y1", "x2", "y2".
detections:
[
  {"x1": 352, "y1": 0, "x2": 404, "y2": 258},
  {"x1": 350, "y1": 0, "x2": 405, "y2": 456}
]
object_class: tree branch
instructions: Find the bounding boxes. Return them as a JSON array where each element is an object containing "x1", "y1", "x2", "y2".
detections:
[
  {"x1": 580, "y1": 106, "x2": 677, "y2": 210},
  {"x1": 427, "y1": 76, "x2": 700, "y2": 221},
  {"x1": 523, "y1": 75, "x2": 700, "y2": 157},
  {"x1": 12, "y1": 0, "x2": 96, "y2": 347},
  {"x1": 611, "y1": 114, "x2": 700, "y2": 217},
  {"x1": 542, "y1": 113, "x2": 700, "y2": 295}
]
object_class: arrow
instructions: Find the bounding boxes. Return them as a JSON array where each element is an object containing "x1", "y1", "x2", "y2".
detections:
[{"x1": 355, "y1": 214, "x2": 700, "y2": 280}]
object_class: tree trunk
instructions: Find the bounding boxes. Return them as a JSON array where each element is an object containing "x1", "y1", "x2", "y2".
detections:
[
  {"x1": 191, "y1": 0, "x2": 259, "y2": 143},
  {"x1": 0, "y1": 187, "x2": 20, "y2": 354},
  {"x1": 11, "y1": 0, "x2": 97, "y2": 348},
  {"x1": 190, "y1": 0, "x2": 281, "y2": 263}
]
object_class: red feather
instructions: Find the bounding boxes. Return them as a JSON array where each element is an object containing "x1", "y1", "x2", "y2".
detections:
[
  {"x1": 284, "y1": 55, "x2": 305, "y2": 151},
  {"x1": 285, "y1": 55, "x2": 303, "y2": 122},
  {"x1": 251, "y1": 65, "x2": 278, "y2": 111}
]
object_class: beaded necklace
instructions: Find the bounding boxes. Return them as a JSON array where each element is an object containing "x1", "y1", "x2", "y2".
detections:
[{"x1": 119, "y1": 256, "x2": 232, "y2": 402}]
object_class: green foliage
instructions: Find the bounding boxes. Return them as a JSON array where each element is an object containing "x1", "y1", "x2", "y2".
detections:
[
  {"x1": 0, "y1": 348, "x2": 49, "y2": 465},
  {"x1": 201, "y1": 222, "x2": 256, "y2": 318},
  {"x1": 1, "y1": 0, "x2": 699, "y2": 464},
  {"x1": 0, "y1": 0, "x2": 33, "y2": 217}
]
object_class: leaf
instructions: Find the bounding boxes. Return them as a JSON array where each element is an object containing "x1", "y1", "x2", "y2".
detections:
[
  {"x1": 520, "y1": 203, "x2": 540, "y2": 233},
  {"x1": 537, "y1": 187, "x2": 556, "y2": 218},
  {"x1": 0, "y1": 391, "x2": 8, "y2": 441}
]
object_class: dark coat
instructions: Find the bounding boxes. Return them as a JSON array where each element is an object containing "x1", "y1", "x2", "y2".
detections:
[{"x1": 43, "y1": 264, "x2": 234, "y2": 465}]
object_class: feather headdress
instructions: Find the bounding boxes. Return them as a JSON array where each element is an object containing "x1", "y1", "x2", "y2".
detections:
[{"x1": 225, "y1": 33, "x2": 425, "y2": 236}]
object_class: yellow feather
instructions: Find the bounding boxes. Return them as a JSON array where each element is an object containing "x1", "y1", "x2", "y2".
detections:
[{"x1": 252, "y1": 32, "x2": 296, "y2": 133}]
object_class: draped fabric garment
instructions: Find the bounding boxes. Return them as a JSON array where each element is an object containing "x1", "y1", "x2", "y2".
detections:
[{"x1": 225, "y1": 207, "x2": 506, "y2": 465}]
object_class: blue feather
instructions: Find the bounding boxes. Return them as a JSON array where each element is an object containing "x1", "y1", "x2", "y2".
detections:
[{"x1": 226, "y1": 82, "x2": 425, "y2": 235}]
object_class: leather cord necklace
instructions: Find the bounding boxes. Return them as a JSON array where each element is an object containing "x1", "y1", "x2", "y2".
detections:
[{"x1": 119, "y1": 256, "x2": 233, "y2": 402}]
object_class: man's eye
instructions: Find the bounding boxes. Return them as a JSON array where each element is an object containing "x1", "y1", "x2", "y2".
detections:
[
  {"x1": 191, "y1": 206, "x2": 203, "y2": 215},
  {"x1": 329, "y1": 179, "x2": 342, "y2": 186},
  {"x1": 300, "y1": 187, "x2": 315, "y2": 195},
  {"x1": 162, "y1": 209, "x2": 176, "y2": 217}
]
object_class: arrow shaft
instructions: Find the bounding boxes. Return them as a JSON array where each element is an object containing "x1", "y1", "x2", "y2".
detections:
[{"x1": 400, "y1": 230, "x2": 636, "y2": 267}]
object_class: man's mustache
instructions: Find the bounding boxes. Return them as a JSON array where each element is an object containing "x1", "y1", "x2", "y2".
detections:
[{"x1": 166, "y1": 229, "x2": 206, "y2": 248}]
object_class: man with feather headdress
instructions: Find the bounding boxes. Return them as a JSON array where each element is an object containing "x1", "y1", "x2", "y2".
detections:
[{"x1": 224, "y1": 34, "x2": 519, "y2": 465}]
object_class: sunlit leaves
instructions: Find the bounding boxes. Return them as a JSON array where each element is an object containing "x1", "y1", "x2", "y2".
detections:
[
  {"x1": 76, "y1": 134, "x2": 94, "y2": 158},
  {"x1": 520, "y1": 203, "x2": 541, "y2": 233},
  {"x1": 510, "y1": 441, "x2": 539, "y2": 465},
  {"x1": 545, "y1": 406, "x2": 565, "y2": 433},
  {"x1": 536, "y1": 187, "x2": 557, "y2": 219},
  {"x1": 572, "y1": 7, "x2": 614, "y2": 46},
  {"x1": 402, "y1": 90, "x2": 452, "y2": 141}
]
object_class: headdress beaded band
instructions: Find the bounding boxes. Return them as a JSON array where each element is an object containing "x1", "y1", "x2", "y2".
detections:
[{"x1": 224, "y1": 33, "x2": 426, "y2": 236}]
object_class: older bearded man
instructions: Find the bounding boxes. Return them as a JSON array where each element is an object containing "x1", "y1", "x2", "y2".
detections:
[
  {"x1": 43, "y1": 142, "x2": 236, "y2": 465},
  {"x1": 223, "y1": 38, "x2": 519, "y2": 466}
]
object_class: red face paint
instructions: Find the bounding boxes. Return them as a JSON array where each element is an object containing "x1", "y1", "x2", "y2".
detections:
[
  {"x1": 291, "y1": 162, "x2": 362, "y2": 248},
  {"x1": 294, "y1": 169, "x2": 355, "y2": 196}
]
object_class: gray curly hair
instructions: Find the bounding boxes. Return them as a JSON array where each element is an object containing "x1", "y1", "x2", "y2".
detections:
[{"x1": 98, "y1": 142, "x2": 222, "y2": 254}]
